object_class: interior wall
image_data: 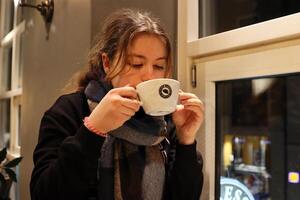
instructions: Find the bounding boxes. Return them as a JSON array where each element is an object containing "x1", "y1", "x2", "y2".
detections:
[{"x1": 20, "y1": 0, "x2": 91, "y2": 199}]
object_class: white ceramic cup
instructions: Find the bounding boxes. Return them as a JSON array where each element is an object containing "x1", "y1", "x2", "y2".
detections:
[{"x1": 136, "y1": 78, "x2": 180, "y2": 116}]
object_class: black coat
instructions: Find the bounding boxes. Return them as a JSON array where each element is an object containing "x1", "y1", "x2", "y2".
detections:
[{"x1": 30, "y1": 91, "x2": 203, "y2": 200}]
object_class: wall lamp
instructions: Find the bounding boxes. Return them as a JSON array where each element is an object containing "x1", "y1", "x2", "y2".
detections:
[{"x1": 18, "y1": 0, "x2": 54, "y2": 39}]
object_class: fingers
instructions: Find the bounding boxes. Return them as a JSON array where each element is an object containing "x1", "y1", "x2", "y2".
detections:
[
  {"x1": 113, "y1": 86, "x2": 139, "y2": 99},
  {"x1": 182, "y1": 105, "x2": 203, "y2": 119},
  {"x1": 113, "y1": 86, "x2": 142, "y2": 116},
  {"x1": 181, "y1": 98, "x2": 204, "y2": 111},
  {"x1": 120, "y1": 98, "x2": 141, "y2": 112},
  {"x1": 179, "y1": 92, "x2": 204, "y2": 110},
  {"x1": 119, "y1": 105, "x2": 137, "y2": 117},
  {"x1": 179, "y1": 92, "x2": 199, "y2": 101}
]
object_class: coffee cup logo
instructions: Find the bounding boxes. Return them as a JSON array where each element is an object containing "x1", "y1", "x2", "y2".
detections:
[{"x1": 159, "y1": 84, "x2": 172, "y2": 98}]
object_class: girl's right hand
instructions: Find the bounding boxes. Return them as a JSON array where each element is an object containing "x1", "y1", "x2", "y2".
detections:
[{"x1": 87, "y1": 86, "x2": 141, "y2": 134}]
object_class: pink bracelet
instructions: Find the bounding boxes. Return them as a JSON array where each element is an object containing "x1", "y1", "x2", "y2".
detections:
[{"x1": 83, "y1": 117, "x2": 107, "y2": 137}]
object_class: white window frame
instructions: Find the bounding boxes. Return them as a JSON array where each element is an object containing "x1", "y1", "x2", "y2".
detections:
[
  {"x1": 1, "y1": 1, "x2": 25, "y2": 199},
  {"x1": 178, "y1": 1, "x2": 300, "y2": 200},
  {"x1": 178, "y1": 0, "x2": 300, "y2": 84},
  {"x1": 0, "y1": 0, "x2": 25, "y2": 160}
]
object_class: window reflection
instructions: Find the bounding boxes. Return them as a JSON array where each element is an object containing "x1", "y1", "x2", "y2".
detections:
[
  {"x1": 1, "y1": 46, "x2": 13, "y2": 91},
  {"x1": 2, "y1": 0, "x2": 15, "y2": 35},
  {"x1": 0, "y1": 99, "x2": 11, "y2": 148},
  {"x1": 217, "y1": 74, "x2": 300, "y2": 200},
  {"x1": 200, "y1": 0, "x2": 300, "y2": 37}
]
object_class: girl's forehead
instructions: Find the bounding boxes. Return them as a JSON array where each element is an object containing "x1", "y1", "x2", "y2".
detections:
[
  {"x1": 127, "y1": 35, "x2": 166, "y2": 54},
  {"x1": 129, "y1": 33, "x2": 164, "y2": 46}
]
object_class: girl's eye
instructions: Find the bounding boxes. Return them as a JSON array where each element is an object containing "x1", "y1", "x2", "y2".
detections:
[
  {"x1": 154, "y1": 65, "x2": 165, "y2": 70},
  {"x1": 131, "y1": 64, "x2": 143, "y2": 68}
]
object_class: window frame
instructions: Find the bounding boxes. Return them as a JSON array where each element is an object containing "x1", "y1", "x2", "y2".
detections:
[
  {"x1": 0, "y1": 0, "x2": 25, "y2": 159},
  {"x1": 177, "y1": 1, "x2": 300, "y2": 200},
  {"x1": 183, "y1": 0, "x2": 300, "y2": 57}
]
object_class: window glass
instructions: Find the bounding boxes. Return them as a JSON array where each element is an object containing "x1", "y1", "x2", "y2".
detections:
[
  {"x1": 17, "y1": 102, "x2": 21, "y2": 147},
  {"x1": 200, "y1": 0, "x2": 300, "y2": 37},
  {"x1": 18, "y1": 34, "x2": 24, "y2": 88},
  {"x1": 216, "y1": 74, "x2": 300, "y2": 200},
  {"x1": 3, "y1": 0, "x2": 15, "y2": 35},
  {"x1": 1, "y1": 45, "x2": 13, "y2": 91},
  {"x1": 0, "y1": 99, "x2": 11, "y2": 149}
]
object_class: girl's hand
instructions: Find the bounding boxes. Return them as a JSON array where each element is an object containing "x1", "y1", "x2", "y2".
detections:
[
  {"x1": 88, "y1": 86, "x2": 141, "y2": 134},
  {"x1": 172, "y1": 91, "x2": 204, "y2": 145}
]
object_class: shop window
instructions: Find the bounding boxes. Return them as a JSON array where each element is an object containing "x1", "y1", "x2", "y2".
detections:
[{"x1": 216, "y1": 74, "x2": 300, "y2": 200}]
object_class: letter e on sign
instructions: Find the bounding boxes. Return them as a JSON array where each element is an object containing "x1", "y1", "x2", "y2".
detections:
[{"x1": 220, "y1": 177, "x2": 254, "y2": 200}]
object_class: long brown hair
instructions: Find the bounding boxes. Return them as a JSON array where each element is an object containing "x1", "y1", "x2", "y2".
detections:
[{"x1": 65, "y1": 8, "x2": 172, "y2": 92}]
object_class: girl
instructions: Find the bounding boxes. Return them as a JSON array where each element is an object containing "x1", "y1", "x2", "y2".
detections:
[{"x1": 30, "y1": 8, "x2": 204, "y2": 200}]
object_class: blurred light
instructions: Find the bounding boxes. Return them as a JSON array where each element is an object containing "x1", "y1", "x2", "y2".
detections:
[
  {"x1": 14, "y1": 0, "x2": 20, "y2": 8},
  {"x1": 288, "y1": 172, "x2": 299, "y2": 184},
  {"x1": 252, "y1": 78, "x2": 275, "y2": 96}
]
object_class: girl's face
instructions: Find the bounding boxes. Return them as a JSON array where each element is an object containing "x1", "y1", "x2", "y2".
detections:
[{"x1": 109, "y1": 34, "x2": 168, "y2": 88}]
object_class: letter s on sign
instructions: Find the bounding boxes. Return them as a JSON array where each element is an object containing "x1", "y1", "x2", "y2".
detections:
[{"x1": 234, "y1": 189, "x2": 242, "y2": 200}]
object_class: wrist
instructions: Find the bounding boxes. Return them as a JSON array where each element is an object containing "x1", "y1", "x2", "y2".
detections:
[
  {"x1": 176, "y1": 129, "x2": 196, "y2": 145},
  {"x1": 83, "y1": 117, "x2": 107, "y2": 137},
  {"x1": 177, "y1": 138, "x2": 195, "y2": 145}
]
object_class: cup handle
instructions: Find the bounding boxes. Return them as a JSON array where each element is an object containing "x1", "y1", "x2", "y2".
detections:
[{"x1": 136, "y1": 93, "x2": 143, "y2": 106}]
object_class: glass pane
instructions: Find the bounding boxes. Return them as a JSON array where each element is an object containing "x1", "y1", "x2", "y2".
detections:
[
  {"x1": 1, "y1": 46, "x2": 13, "y2": 91},
  {"x1": 0, "y1": 99, "x2": 11, "y2": 149},
  {"x1": 3, "y1": 0, "x2": 15, "y2": 35},
  {"x1": 217, "y1": 74, "x2": 300, "y2": 200},
  {"x1": 286, "y1": 75, "x2": 300, "y2": 200},
  {"x1": 10, "y1": 165, "x2": 21, "y2": 200},
  {"x1": 216, "y1": 75, "x2": 300, "y2": 200},
  {"x1": 17, "y1": 104, "x2": 21, "y2": 146},
  {"x1": 199, "y1": 0, "x2": 300, "y2": 37},
  {"x1": 18, "y1": 34, "x2": 24, "y2": 88}
]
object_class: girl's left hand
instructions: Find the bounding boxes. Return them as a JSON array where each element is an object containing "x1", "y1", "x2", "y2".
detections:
[{"x1": 172, "y1": 91, "x2": 204, "y2": 145}]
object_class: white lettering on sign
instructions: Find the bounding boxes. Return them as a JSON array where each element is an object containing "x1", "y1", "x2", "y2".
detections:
[
  {"x1": 234, "y1": 189, "x2": 242, "y2": 200},
  {"x1": 224, "y1": 186, "x2": 233, "y2": 200},
  {"x1": 220, "y1": 177, "x2": 254, "y2": 200}
]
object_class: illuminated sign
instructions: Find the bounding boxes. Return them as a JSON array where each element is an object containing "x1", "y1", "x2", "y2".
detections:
[
  {"x1": 220, "y1": 177, "x2": 255, "y2": 200},
  {"x1": 288, "y1": 172, "x2": 300, "y2": 184}
]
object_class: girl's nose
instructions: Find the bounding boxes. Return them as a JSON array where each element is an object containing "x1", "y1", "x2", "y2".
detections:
[{"x1": 141, "y1": 65, "x2": 154, "y2": 81}]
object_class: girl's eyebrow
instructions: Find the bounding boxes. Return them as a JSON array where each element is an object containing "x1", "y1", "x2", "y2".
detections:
[
  {"x1": 128, "y1": 54, "x2": 167, "y2": 61},
  {"x1": 128, "y1": 54, "x2": 146, "y2": 59},
  {"x1": 156, "y1": 57, "x2": 167, "y2": 61}
]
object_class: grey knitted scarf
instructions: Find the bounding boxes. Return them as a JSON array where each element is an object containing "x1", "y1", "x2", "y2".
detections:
[{"x1": 85, "y1": 80, "x2": 168, "y2": 200}]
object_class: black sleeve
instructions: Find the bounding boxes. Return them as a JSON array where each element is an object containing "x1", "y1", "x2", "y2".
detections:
[
  {"x1": 166, "y1": 131, "x2": 204, "y2": 200},
  {"x1": 30, "y1": 95, "x2": 105, "y2": 200}
]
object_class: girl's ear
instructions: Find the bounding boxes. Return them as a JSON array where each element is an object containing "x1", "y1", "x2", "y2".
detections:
[{"x1": 101, "y1": 53, "x2": 110, "y2": 74}]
